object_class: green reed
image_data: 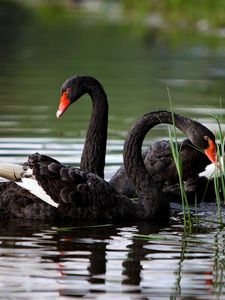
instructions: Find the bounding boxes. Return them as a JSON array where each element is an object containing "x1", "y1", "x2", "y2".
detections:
[
  {"x1": 168, "y1": 129, "x2": 192, "y2": 228},
  {"x1": 167, "y1": 87, "x2": 225, "y2": 226},
  {"x1": 211, "y1": 113, "x2": 225, "y2": 224}
]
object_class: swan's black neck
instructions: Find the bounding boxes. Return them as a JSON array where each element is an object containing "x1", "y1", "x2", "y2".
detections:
[{"x1": 80, "y1": 80, "x2": 108, "y2": 178}]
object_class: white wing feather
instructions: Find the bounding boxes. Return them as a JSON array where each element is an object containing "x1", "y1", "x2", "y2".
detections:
[{"x1": 16, "y1": 178, "x2": 59, "y2": 208}]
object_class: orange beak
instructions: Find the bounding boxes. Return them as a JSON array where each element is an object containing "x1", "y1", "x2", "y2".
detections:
[
  {"x1": 204, "y1": 139, "x2": 217, "y2": 164},
  {"x1": 56, "y1": 92, "x2": 71, "y2": 118}
]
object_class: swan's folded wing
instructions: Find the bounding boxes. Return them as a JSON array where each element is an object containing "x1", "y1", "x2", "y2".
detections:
[
  {"x1": 27, "y1": 153, "x2": 93, "y2": 207},
  {"x1": 16, "y1": 178, "x2": 59, "y2": 208}
]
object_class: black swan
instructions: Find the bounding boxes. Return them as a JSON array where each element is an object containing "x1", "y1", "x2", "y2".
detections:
[
  {"x1": 0, "y1": 110, "x2": 217, "y2": 222},
  {"x1": 56, "y1": 75, "x2": 216, "y2": 197},
  {"x1": 57, "y1": 75, "x2": 108, "y2": 178}
]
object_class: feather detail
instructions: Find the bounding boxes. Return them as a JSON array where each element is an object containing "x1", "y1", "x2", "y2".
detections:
[{"x1": 16, "y1": 178, "x2": 59, "y2": 208}]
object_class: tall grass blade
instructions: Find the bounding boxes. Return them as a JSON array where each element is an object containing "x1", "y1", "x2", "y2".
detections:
[
  {"x1": 210, "y1": 109, "x2": 225, "y2": 224},
  {"x1": 167, "y1": 87, "x2": 192, "y2": 229}
]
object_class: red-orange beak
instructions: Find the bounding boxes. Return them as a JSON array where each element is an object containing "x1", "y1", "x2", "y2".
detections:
[
  {"x1": 204, "y1": 139, "x2": 217, "y2": 164},
  {"x1": 56, "y1": 92, "x2": 71, "y2": 118}
]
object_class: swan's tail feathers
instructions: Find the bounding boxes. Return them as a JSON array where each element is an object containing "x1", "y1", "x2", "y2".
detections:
[
  {"x1": 0, "y1": 163, "x2": 24, "y2": 180},
  {"x1": 16, "y1": 178, "x2": 59, "y2": 208}
]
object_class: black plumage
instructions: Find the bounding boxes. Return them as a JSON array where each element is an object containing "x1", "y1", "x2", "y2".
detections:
[
  {"x1": 0, "y1": 110, "x2": 216, "y2": 222},
  {"x1": 110, "y1": 138, "x2": 212, "y2": 198}
]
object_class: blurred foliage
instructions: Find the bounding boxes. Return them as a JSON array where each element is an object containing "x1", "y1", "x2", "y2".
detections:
[
  {"x1": 3, "y1": 0, "x2": 224, "y2": 49},
  {"x1": 122, "y1": 0, "x2": 225, "y2": 26},
  {"x1": 11, "y1": 0, "x2": 225, "y2": 29}
]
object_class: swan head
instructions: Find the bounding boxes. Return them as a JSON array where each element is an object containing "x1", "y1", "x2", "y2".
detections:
[
  {"x1": 56, "y1": 75, "x2": 100, "y2": 118},
  {"x1": 189, "y1": 125, "x2": 217, "y2": 164}
]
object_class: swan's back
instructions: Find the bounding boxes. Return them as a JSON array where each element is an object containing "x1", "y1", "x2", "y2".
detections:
[
  {"x1": 28, "y1": 153, "x2": 139, "y2": 221},
  {"x1": 0, "y1": 181, "x2": 57, "y2": 219},
  {"x1": 144, "y1": 138, "x2": 211, "y2": 183}
]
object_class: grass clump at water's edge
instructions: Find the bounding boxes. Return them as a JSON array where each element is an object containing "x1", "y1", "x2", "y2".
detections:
[{"x1": 167, "y1": 94, "x2": 225, "y2": 227}]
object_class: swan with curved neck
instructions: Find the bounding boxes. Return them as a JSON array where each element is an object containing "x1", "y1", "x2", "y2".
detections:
[
  {"x1": 56, "y1": 75, "x2": 108, "y2": 178},
  {"x1": 0, "y1": 110, "x2": 217, "y2": 221},
  {"x1": 123, "y1": 111, "x2": 217, "y2": 211},
  {"x1": 111, "y1": 112, "x2": 217, "y2": 198}
]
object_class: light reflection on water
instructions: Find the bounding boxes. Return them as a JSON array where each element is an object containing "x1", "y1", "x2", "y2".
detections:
[{"x1": 0, "y1": 219, "x2": 224, "y2": 299}]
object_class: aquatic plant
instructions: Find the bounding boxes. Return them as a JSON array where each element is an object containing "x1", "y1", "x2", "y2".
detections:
[{"x1": 211, "y1": 111, "x2": 225, "y2": 224}]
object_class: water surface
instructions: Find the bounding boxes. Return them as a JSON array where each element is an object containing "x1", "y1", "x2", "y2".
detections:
[
  {"x1": 0, "y1": 1, "x2": 225, "y2": 299},
  {"x1": 0, "y1": 215, "x2": 225, "y2": 299}
]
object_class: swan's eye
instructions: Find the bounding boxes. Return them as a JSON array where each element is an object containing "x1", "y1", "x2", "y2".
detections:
[
  {"x1": 66, "y1": 88, "x2": 71, "y2": 95},
  {"x1": 204, "y1": 135, "x2": 209, "y2": 141}
]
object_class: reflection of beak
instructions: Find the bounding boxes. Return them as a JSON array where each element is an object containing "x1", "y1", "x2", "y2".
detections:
[
  {"x1": 204, "y1": 139, "x2": 218, "y2": 165},
  {"x1": 56, "y1": 92, "x2": 71, "y2": 118}
]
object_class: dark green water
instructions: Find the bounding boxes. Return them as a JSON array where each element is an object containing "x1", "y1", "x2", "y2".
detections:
[
  {"x1": 0, "y1": 1, "x2": 225, "y2": 299},
  {"x1": 0, "y1": 1, "x2": 225, "y2": 139}
]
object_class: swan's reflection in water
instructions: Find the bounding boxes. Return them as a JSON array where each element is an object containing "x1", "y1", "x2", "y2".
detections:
[{"x1": 0, "y1": 216, "x2": 224, "y2": 299}]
